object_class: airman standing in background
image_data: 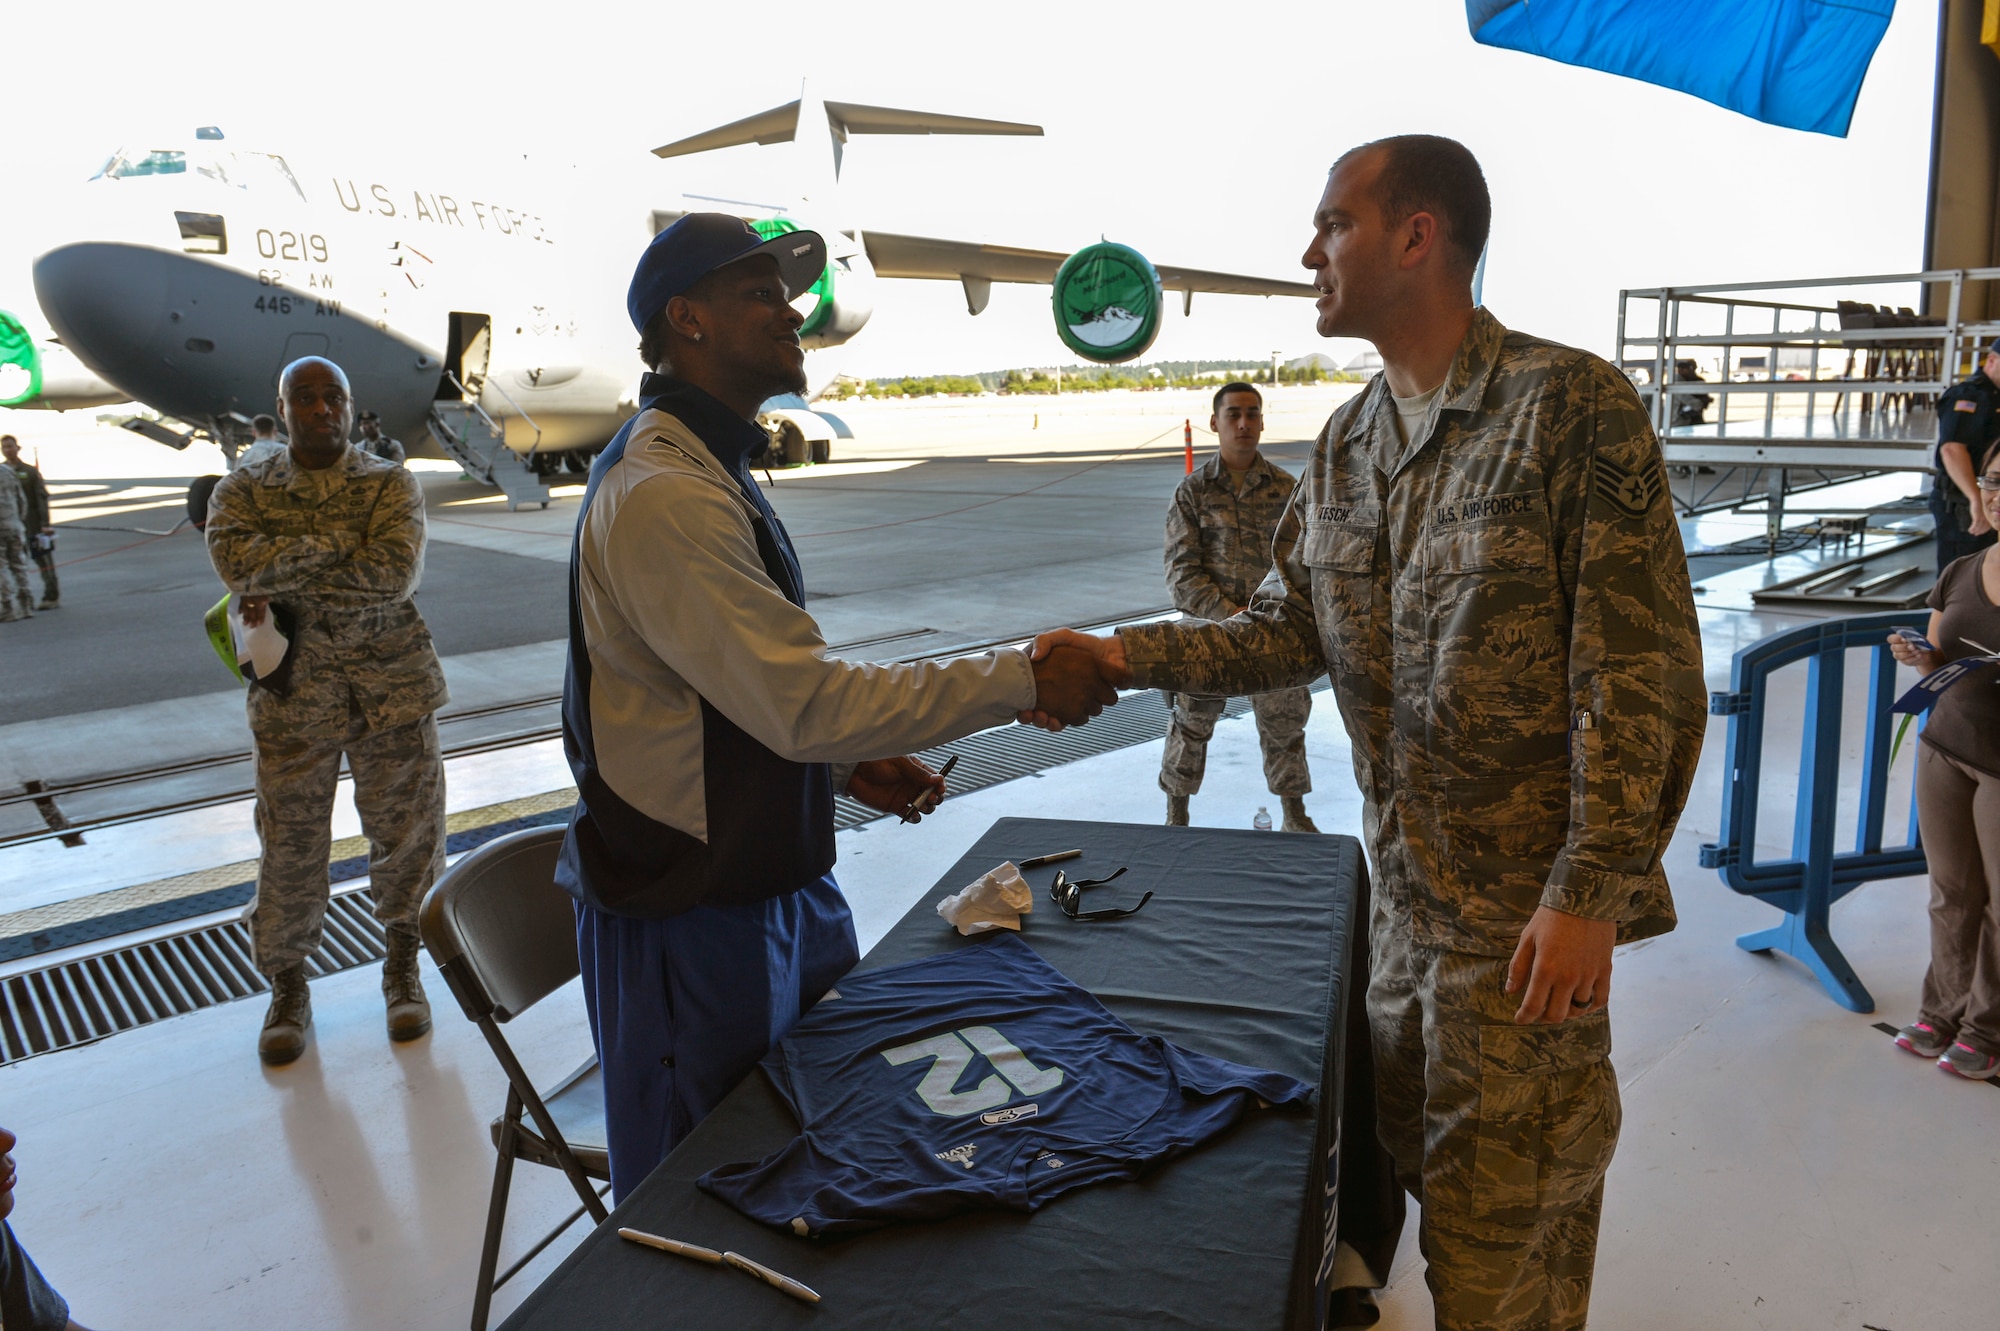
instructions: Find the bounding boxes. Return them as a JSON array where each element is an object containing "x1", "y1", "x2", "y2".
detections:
[
  {"x1": 0, "y1": 454, "x2": 34, "y2": 622},
  {"x1": 1159, "y1": 381, "x2": 1316, "y2": 831},
  {"x1": 356, "y1": 410, "x2": 406, "y2": 465},
  {"x1": 205, "y1": 357, "x2": 448, "y2": 1065},
  {"x1": 235, "y1": 415, "x2": 286, "y2": 471},
  {"x1": 0, "y1": 437, "x2": 56, "y2": 609}
]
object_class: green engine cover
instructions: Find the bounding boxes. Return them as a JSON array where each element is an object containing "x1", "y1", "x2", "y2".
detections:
[
  {"x1": 1051, "y1": 241, "x2": 1162, "y2": 363},
  {"x1": 750, "y1": 217, "x2": 835, "y2": 337},
  {"x1": 0, "y1": 309, "x2": 42, "y2": 407}
]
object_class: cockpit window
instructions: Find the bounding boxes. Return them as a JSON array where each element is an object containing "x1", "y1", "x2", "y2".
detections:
[
  {"x1": 97, "y1": 150, "x2": 187, "y2": 179},
  {"x1": 93, "y1": 147, "x2": 305, "y2": 201},
  {"x1": 176, "y1": 212, "x2": 227, "y2": 255},
  {"x1": 246, "y1": 153, "x2": 306, "y2": 201}
]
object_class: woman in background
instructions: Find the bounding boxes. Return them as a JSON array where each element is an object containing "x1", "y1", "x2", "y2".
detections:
[{"x1": 1887, "y1": 446, "x2": 2000, "y2": 1081}]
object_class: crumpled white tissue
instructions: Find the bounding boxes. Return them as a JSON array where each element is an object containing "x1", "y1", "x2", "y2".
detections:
[{"x1": 936, "y1": 861, "x2": 1033, "y2": 936}]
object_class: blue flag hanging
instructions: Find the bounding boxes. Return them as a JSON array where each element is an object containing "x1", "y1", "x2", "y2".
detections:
[{"x1": 1466, "y1": 1, "x2": 1895, "y2": 137}]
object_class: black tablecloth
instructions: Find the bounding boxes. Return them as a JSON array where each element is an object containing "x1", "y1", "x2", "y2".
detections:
[{"x1": 499, "y1": 817, "x2": 1400, "y2": 1331}]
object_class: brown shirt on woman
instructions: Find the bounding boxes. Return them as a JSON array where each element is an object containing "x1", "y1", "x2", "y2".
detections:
[{"x1": 1923, "y1": 551, "x2": 2000, "y2": 777}]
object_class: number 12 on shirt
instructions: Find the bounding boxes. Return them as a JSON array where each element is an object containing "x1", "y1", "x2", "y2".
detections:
[{"x1": 881, "y1": 1025, "x2": 1065, "y2": 1118}]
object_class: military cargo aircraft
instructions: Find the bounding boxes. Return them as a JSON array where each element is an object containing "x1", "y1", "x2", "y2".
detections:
[{"x1": 20, "y1": 84, "x2": 1315, "y2": 501}]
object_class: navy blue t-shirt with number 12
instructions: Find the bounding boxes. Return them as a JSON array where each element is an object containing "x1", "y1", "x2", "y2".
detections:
[{"x1": 698, "y1": 932, "x2": 1313, "y2": 1237}]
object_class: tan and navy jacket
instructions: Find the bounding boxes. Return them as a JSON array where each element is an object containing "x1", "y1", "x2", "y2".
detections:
[{"x1": 559, "y1": 377, "x2": 1036, "y2": 917}]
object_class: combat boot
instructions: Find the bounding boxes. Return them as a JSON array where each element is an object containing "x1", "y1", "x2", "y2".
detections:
[
  {"x1": 382, "y1": 924, "x2": 432, "y2": 1042},
  {"x1": 1280, "y1": 796, "x2": 1319, "y2": 834},
  {"x1": 1166, "y1": 794, "x2": 1189, "y2": 827},
  {"x1": 258, "y1": 965, "x2": 312, "y2": 1065}
]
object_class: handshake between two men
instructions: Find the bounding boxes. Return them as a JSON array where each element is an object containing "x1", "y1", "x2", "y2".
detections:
[
  {"x1": 1020, "y1": 629, "x2": 1130, "y2": 731},
  {"x1": 848, "y1": 629, "x2": 1131, "y2": 826}
]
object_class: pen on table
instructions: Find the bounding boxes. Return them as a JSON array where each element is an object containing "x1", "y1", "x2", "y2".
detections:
[
  {"x1": 1018, "y1": 849, "x2": 1082, "y2": 869},
  {"x1": 724, "y1": 1250, "x2": 822, "y2": 1304},
  {"x1": 901, "y1": 753, "x2": 960, "y2": 822},
  {"x1": 617, "y1": 1227, "x2": 722, "y2": 1265}
]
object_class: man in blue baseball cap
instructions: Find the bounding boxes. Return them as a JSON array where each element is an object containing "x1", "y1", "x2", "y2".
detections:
[{"x1": 558, "y1": 213, "x2": 1120, "y2": 1199}]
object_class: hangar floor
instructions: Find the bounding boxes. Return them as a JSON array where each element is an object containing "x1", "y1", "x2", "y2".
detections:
[{"x1": 0, "y1": 389, "x2": 1991, "y2": 1330}]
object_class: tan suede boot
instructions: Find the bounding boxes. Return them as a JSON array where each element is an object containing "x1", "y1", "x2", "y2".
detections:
[
  {"x1": 382, "y1": 924, "x2": 433, "y2": 1042},
  {"x1": 1166, "y1": 794, "x2": 1190, "y2": 826},
  {"x1": 1280, "y1": 795, "x2": 1319, "y2": 834},
  {"x1": 258, "y1": 965, "x2": 312, "y2": 1065}
]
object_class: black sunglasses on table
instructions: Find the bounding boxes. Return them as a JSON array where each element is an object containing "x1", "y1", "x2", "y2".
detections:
[{"x1": 1048, "y1": 866, "x2": 1153, "y2": 921}]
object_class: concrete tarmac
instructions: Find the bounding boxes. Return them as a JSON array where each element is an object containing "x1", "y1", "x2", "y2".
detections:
[{"x1": 0, "y1": 384, "x2": 1352, "y2": 760}]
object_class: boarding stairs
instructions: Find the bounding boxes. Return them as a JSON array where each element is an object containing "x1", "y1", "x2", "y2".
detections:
[{"x1": 428, "y1": 397, "x2": 550, "y2": 512}]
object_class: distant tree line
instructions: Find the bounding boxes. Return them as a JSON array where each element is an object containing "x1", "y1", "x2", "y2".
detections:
[{"x1": 827, "y1": 358, "x2": 1360, "y2": 400}]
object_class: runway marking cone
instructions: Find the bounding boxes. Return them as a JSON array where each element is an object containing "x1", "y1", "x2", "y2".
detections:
[{"x1": 1184, "y1": 419, "x2": 1194, "y2": 474}]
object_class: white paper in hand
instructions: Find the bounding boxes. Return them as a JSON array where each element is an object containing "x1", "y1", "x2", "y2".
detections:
[
  {"x1": 233, "y1": 600, "x2": 291, "y2": 682},
  {"x1": 935, "y1": 861, "x2": 1034, "y2": 936}
]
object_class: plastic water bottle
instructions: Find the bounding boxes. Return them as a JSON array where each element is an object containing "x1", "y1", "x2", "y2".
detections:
[{"x1": 1253, "y1": 806, "x2": 1272, "y2": 831}]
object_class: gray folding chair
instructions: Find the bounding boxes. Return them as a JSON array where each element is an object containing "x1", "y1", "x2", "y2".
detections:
[{"x1": 420, "y1": 825, "x2": 610, "y2": 1331}]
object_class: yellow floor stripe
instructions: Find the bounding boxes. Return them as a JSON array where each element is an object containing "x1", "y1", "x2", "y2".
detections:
[{"x1": 0, "y1": 788, "x2": 579, "y2": 936}]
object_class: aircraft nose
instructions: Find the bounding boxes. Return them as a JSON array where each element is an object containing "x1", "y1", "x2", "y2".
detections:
[{"x1": 33, "y1": 242, "x2": 172, "y2": 379}]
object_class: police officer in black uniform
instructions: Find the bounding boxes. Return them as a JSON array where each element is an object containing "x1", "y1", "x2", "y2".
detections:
[{"x1": 1932, "y1": 338, "x2": 2000, "y2": 572}]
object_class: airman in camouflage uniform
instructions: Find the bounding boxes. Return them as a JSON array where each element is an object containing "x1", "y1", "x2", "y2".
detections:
[
  {"x1": 1119, "y1": 305, "x2": 1703, "y2": 1328},
  {"x1": 1033, "y1": 140, "x2": 1706, "y2": 1330},
  {"x1": 1160, "y1": 385, "x2": 1316, "y2": 830},
  {"x1": 0, "y1": 463, "x2": 34, "y2": 622},
  {"x1": 206, "y1": 357, "x2": 449, "y2": 1065}
]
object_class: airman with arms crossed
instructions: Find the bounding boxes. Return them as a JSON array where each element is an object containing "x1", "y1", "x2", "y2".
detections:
[{"x1": 206, "y1": 356, "x2": 448, "y2": 1065}]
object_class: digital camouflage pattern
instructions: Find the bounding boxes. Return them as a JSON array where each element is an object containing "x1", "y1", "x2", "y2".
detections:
[
  {"x1": 206, "y1": 445, "x2": 449, "y2": 973},
  {"x1": 1164, "y1": 451, "x2": 1300, "y2": 623},
  {"x1": 250, "y1": 711, "x2": 444, "y2": 972},
  {"x1": 1159, "y1": 452, "x2": 1313, "y2": 797},
  {"x1": 0, "y1": 465, "x2": 33, "y2": 619},
  {"x1": 207, "y1": 446, "x2": 449, "y2": 738},
  {"x1": 8, "y1": 455, "x2": 58, "y2": 604},
  {"x1": 1121, "y1": 308, "x2": 1703, "y2": 1326},
  {"x1": 1371, "y1": 927, "x2": 1616, "y2": 1330},
  {"x1": 1124, "y1": 308, "x2": 1704, "y2": 954},
  {"x1": 1160, "y1": 688, "x2": 1311, "y2": 797}
]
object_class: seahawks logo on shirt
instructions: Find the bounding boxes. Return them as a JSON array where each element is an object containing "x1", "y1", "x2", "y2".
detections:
[{"x1": 1594, "y1": 454, "x2": 1662, "y2": 518}]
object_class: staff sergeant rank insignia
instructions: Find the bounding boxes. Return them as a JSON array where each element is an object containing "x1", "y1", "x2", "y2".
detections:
[{"x1": 1593, "y1": 453, "x2": 1663, "y2": 518}]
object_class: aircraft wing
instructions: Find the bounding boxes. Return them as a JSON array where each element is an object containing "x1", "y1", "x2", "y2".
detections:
[
  {"x1": 862, "y1": 231, "x2": 1317, "y2": 297},
  {"x1": 655, "y1": 101, "x2": 1042, "y2": 158}
]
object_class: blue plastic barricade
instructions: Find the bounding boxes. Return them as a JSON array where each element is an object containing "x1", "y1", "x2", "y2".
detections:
[{"x1": 1699, "y1": 611, "x2": 1926, "y2": 1011}]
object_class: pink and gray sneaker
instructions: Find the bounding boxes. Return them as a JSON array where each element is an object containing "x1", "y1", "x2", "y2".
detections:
[
  {"x1": 1894, "y1": 1021, "x2": 1952, "y2": 1058},
  {"x1": 1937, "y1": 1041, "x2": 2000, "y2": 1081}
]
